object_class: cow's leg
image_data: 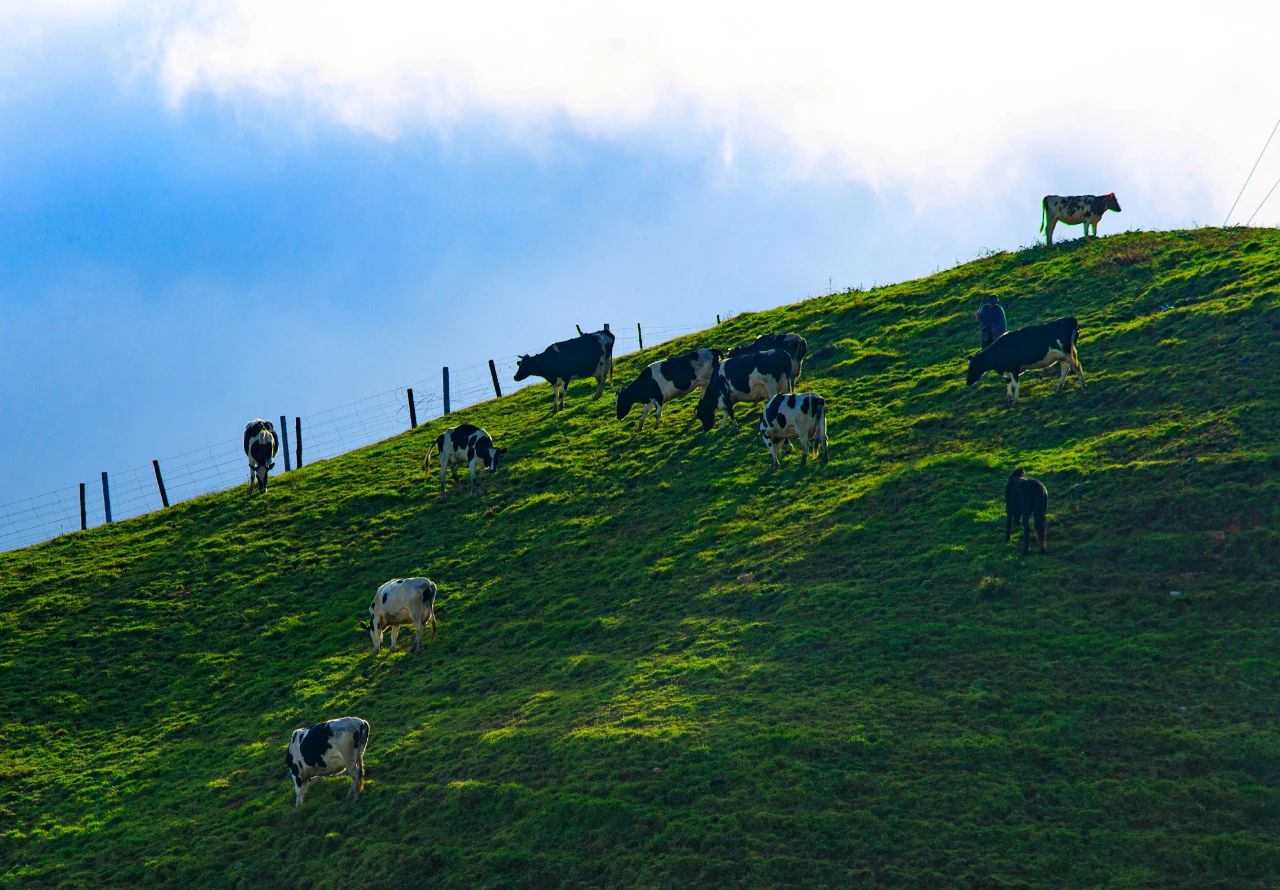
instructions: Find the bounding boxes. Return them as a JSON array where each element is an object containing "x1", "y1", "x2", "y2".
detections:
[
  {"x1": 388, "y1": 625, "x2": 401, "y2": 651},
  {"x1": 653, "y1": 401, "x2": 663, "y2": 428},
  {"x1": 247, "y1": 468, "x2": 255, "y2": 494},
  {"x1": 1055, "y1": 359, "x2": 1070, "y2": 392},
  {"x1": 1006, "y1": 510, "x2": 1014, "y2": 542},
  {"x1": 1022, "y1": 514, "x2": 1033, "y2": 555},
  {"x1": 593, "y1": 369, "x2": 605, "y2": 400},
  {"x1": 347, "y1": 760, "x2": 362, "y2": 800},
  {"x1": 294, "y1": 779, "x2": 308, "y2": 808},
  {"x1": 413, "y1": 612, "x2": 424, "y2": 653},
  {"x1": 469, "y1": 460, "x2": 479, "y2": 495},
  {"x1": 637, "y1": 402, "x2": 651, "y2": 432},
  {"x1": 1004, "y1": 373, "x2": 1016, "y2": 404},
  {"x1": 1045, "y1": 217, "x2": 1057, "y2": 245},
  {"x1": 428, "y1": 606, "x2": 438, "y2": 639},
  {"x1": 769, "y1": 440, "x2": 783, "y2": 470},
  {"x1": 798, "y1": 432, "x2": 809, "y2": 467},
  {"x1": 1035, "y1": 509, "x2": 1047, "y2": 554}
]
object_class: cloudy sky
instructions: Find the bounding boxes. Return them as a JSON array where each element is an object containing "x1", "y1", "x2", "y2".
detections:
[{"x1": 3, "y1": 1, "x2": 1279, "y2": 530}]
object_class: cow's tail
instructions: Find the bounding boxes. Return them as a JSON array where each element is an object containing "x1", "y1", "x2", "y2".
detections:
[
  {"x1": 1039, "y1": 197, "x2": 1048, "y2": 233},
  {"x1": 1070, "y1": 320, "x2": 1084, "y2": 374},
  {"x1": 814, "y1": 398, "x2": 828, "y2": 457}
]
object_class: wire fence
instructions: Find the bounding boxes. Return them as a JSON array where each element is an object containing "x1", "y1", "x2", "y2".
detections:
[{"x1": 0, "y1": 320, "x2": 716, "y2": 553}]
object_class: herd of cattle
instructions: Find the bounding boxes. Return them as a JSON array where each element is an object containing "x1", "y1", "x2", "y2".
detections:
[{"x1": 254, "y1": 193, "x2": 1118, "y2": 807}]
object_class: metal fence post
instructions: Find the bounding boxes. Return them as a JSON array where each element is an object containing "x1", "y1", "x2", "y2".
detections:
[
  {"x1": 443, "y1": 367, "x2": 451, "y2": 415},
  {"x1": 79, "y1": 483, "x2": 87, "y2": 530},
  {"x1": 295, "y1": 417, "x2": 303, "y2": 469},
  {"x1": 101, "y1": 472, "x2": 112, "y2": 523},
  {"x1": 489, "y1": 360, "x2": 503, "y2": 398},
  {"x1": 152, "y1": 460, "x2": 169, "y2": 508},
  {"x1": 279, "y1": 416, "x2": 292, "y2": 471}
]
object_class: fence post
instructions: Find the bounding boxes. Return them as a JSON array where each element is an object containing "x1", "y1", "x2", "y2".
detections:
[
  {"x1": 101, "y1": 472, "x2": 112, "y2": 523},
  {"x1": 152, "y1": 460, "x2": 169, "y2": 508},
  {"x1": 489, "y1": 360, "x2": 503, "y2": 398},
  {"x1": 295, "y1": 417, "x2": 302, "y2": 469},
  {"x1": 79, "y1": 483, "x2": 87, "y2": 531},
  {"x1": 636, "y1": 322, "x2": 643, "y2": 350},
  {"x1": 406, "y1": 389, "x2": 418, "y2": 429},
  {"x1": 575, "y1": 324, "x2": 583, "y2": 335},
  {"x1": 717, "y1": 314, "x2": 721, "y2": 324},
  {"x1": 443, "y1": 367, "x2": 451, "y2": 415},
  {"x1": 279, "y1": 416, "x2": 292, "y2": 471}
]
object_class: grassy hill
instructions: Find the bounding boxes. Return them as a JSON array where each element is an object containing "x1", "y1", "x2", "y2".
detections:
[{"x1": 3, "y1": 228, "x2": 1278, "y2": 888}]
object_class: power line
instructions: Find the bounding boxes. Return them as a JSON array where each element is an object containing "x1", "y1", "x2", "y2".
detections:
[{"x1": 1224, "y1": 116, "x2": 1280, "y2": 226}]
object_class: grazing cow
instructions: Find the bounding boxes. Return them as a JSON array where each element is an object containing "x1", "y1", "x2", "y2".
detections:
[
  {"x1": 430, "y1": 424, "x2": 506, "y2": 495},
  {"x1": 284, "y1": 716, "x2": 370, "y2": 808},
  {"x1": 966, "y1": 317, "x2": 1084, "y2": 404},
  {"x1": 358, "y1": 577, "x2": 438, "y2": 654},
  {"x1": 514, "y1": 328, "x2": 616, "y2": 411},
  {"x1": 616, "y1": 348, "x2": 721, "y2": 430},
  {"x1": 759, "y1": 393, "x2": 829, "y2": 470},
  {"x1": 1005, "y1": 468, "x2": 1048, "y2": 555},
  {"x1": 1041, "y1": 193, "x2": 1121, "y2": 245},
  {"x1": 695, "y1": 349, "x2": 793, "y2": 432},
  {"x1": 243, "y1": 418, "x2": 279, "y2": 494},
  {"x1": 727, "y1": 332, "x2": 808, "y2": 382}
]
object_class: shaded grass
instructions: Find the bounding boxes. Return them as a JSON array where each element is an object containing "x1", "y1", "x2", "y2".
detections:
[{"x1": 2, "y1": 228, "x2": 1279, "y2": 888}]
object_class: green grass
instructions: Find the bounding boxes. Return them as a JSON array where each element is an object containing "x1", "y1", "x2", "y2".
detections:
[{"x1": 3, "y1": 228, "x2": 1279, "y2": 888}]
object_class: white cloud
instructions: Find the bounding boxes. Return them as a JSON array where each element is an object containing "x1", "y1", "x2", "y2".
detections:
[{"x1": 8, "y1": 1, "x2": 1280, "y2": 220}]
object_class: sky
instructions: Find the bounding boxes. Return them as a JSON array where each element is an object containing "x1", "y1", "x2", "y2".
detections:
[{"x1": 3, "y1": 1, "x2": 1280, "y2": 535}]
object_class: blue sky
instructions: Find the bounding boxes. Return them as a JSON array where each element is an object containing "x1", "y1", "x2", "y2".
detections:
[{"x1": 2, "y1": 2, "x2": 1278, "y2": 529}]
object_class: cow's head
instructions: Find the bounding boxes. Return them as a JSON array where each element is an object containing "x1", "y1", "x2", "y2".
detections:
[
  {"x1": 694, "y1": 379, "x2": 722, "y2": 431},
  {"x1": 359, "y1": 608, "x2": 383, "y2": 653},
  {"x1": 1106, "y1": 192, "x2": 1121, "y2": 213},
  {"x1": 513, "y1": 354, "x2": 532, "y2": 381},
  {"x1": 966, "y1": 354, "x2": 985, "y2": 386},
  {"x1": 486, "y1": 446, "x2": 508, "y2": 473},
  {"x1": 616, "y1": 384, "x2": 638, "y2": 420}
]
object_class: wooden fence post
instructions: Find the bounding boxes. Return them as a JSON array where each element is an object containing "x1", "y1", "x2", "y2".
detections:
[
  {"x1": 101, "y1": 472, "x2": 112, "y2": 523},
  {"x1": 279, "y1": 416, "x2": 292, "y2": 471},
  {"x1": 295, "y1": 417, "x2": 303, "y2": 469},
  {"x1": 152, "y1": 460, "x2": 169, "y2": 508},
  {"x1": 575, "y1": 324, "x2": 583, "y2": 335},
  {"x1": 79, "y1": 483, "x2": 87, "y2": 531},
  {"x1": 637, "y1": 322, "x2": 643, "y2": 350},
  {"x1": 717, "y1": 314, "x2": 721, "y2": 324},
  {"x1": 407, "y1": 389, "x2": 418, "y2": 429},
  {"x1": 443, "y1": 367, "x2": 451, "y2": 415},
  {"x1": 489, "y1": 360, "x2": 503, "y2": 398}
]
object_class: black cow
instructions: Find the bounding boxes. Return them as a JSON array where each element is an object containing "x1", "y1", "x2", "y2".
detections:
[
  {"x1": 966, "y1": 317, "x2": 1084, "y2": 404},
  {"x1": 616, "y1": 348, "x2": 720, "y2": 430},
  {"x1": 514, "y1": 328, "x2": 616, "y2": 411},
  {"x1": 243, "y1": 418, "x2": 279, "y2": 494},
  {"x1": 1005, "y1": 468, "x2": 1048, "y2": 554},
  {"x1": 1041, "y1": 193, "x2": 1121, "y2": 245},
  {"x1": 727, "y1": 332, "x2": 808, "y2": 382},
  {"x1": 695, "y1": 349, "x2": 793, "y2": 432},
  {"x1": 431, "y1": 424, "x2": 506, "y2": 495}
]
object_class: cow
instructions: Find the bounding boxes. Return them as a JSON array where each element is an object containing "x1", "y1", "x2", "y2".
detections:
[
  {"x1": 243, "y1": 418, "x2": 279, "y2": 494},
  {"x1": 1005, "y1": 468, "x2": 1048, "y2": 555},
  {"x1": 284, "y1": 716, "x2": 370, "y2": 808},
  {"x1": 514, "y1": 328, "x2": 616, "y2": 412},
  {"x1": 966, "y1": 317, "x2": 1084, "y2": 404},
  {"x1": 616, "y1": 348, "x2": 721, "y2": 430},
  {"x1": 758, "y1": 392, "x2": 829, "y2": 470},
  {"x1": 695, "y1": 349, "x2": 793, "y2": 432},
  {"x1": 358, "y1": 577, "x2": 438, "y2": 654},
  {"x1": 726, "y1": 332, "x2": 808, "y2": 382},
  {"x1": 430, "y1": 424, "x2": 506, "y2": 495},
  {"x1": 1041, "y1": 193, "x2": 1121, "y2": 245}
]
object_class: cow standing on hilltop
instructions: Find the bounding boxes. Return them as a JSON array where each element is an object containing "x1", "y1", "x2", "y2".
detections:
[
  {"x1": 243, "y1": 419, "x2": 279, "y2": 494},
  {"x1": 1041, "y1": 193, "x2": 1121, "y2": 245},
  {"x1": 617, "y1": 348, "x2": 720, "y2": 430},
  {"x1": 966, "y1": 317, "x2": 1084, "y2": 405},
  {"x1": 515, "y1": 328, "x2": 616, "y2": 412}
]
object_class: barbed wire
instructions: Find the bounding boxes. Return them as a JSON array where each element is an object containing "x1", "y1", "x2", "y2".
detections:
[{"x1": 0, "y1": 319, "x2": 722, "y2": 552}]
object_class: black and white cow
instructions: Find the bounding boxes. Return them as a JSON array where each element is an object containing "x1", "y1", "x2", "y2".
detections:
[
  {"x1": 430, "y1": 424, "x2": 506, "y2": 495},
  {"x1": 284, "y1": 716, "x2": 370, "y2": 808},
  {"x1": 1005, "y1": 468, "x2": 1048, "y2": 555},
  {"x1": 966, "y1": 317, "x2": 1084, "y2": 404},
  {"x1": 759, "y1": 392, "x2": 829, "y2": 470},
  {"x1": 1041, "y1": 193, "x2": 1121, "y2": 245},
  {"x1": 358, "y1": 577, "x2": 438, "y2": 654},
  {"x1": 727, "y1": 332, "x2": 808, "y2": 382},
  {"x1": 695, "y1": 349, "x2": 793, "y2": 432},
  {"x1": 616, "y1": 348, "x2": 721, "y2": 430},
  {"x1": 243, "y1": 418, "x2": 279, "y2": 494},
  {"x1": 514, "y1": 328, "x2": 616, "y2": 412}
]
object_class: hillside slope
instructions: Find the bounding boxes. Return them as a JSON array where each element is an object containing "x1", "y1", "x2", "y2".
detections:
[{"x1": 3, "y1": 228, "x2": 1278, "y2": 888}]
